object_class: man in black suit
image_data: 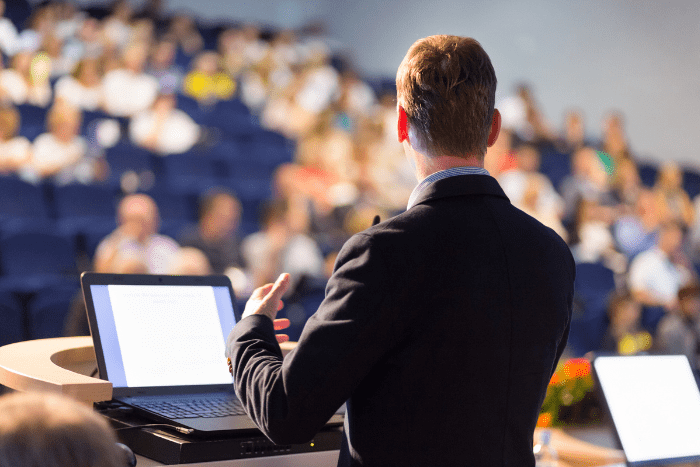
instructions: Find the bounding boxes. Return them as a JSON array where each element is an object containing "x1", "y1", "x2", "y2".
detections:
[{"x1": 226, "y1": 35, "x2": 574, "y2": 466}]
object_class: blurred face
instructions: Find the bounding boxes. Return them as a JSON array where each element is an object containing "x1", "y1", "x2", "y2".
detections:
[
  {"x1": 205, "y1": 195, "x2": 240, "y2": 237},
  {"x1": 119, "y1": 196, "x2": 159, "y2": 242},
  {"x1": 659, "y1": 225, "x2": 683, "y2": 255}
]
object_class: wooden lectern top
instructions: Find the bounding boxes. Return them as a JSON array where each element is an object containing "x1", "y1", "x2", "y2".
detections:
[{"x1": 0, "y1": 336, "x2": 112, "y2": 402}]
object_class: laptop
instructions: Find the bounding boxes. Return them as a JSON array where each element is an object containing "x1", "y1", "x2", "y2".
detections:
[
  {"x1": 81, "y1": 272, "x2": 344, "y2": 436},
  {"x1": 592, "y1": 354, "x2": 700, "y2": 466}
]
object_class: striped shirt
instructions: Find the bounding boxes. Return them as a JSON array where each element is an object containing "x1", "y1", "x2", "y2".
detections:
[{"x1": 407, "y1": 166, "x2": 490, "y2": 210}]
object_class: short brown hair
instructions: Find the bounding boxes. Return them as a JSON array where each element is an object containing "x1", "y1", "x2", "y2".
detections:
[
  {"x1": 0, "y1": 392, "x2": 124, "y2": 467},
  {"x1": 396, "y1": 35, "x2": 496, "y2": 158}
]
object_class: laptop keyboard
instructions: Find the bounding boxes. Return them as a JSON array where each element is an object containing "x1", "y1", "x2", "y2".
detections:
[{"x1": 132, "y1": 397, "x2": 247, "y2": 419}]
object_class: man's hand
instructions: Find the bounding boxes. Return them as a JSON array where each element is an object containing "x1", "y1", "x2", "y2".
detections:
[
  {"x1": 228, "y1": 274, "x2": 292, "y2": 375},
  {"x1": 243, "y1": 273, "x2": 292, "y2": 344}
]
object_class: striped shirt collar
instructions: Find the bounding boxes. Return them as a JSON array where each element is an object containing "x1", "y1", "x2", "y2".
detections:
[{"x1": 407, "y1": 166, "x2": 490, "y2": 210}]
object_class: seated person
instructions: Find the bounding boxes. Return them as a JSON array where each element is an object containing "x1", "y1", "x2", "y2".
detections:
[
  {"x1": 600, "y1": 290, "x2": 651, "y2": 355},
  {"x1": 54, "y1": 57, "x2": 104, "y2": 112},
  {"x1": 94, "y1": 193, "x2": 179, "y2": 274},
  {"x1": 656, "y1": 283, "x2": 700, "y2": 370},
  {"x1": 0, "y1": 50, "x2": 52, "y2": 107},
  {"x1": 0, "y1": 105, "x2": 30, "y2": 174},
  {"x1": 0, "y1": 392, "x2": 131, "y2": 467},
  {"x1": 628, "y1": 221, "x2": 691, "y2": 312},
  {"x1": 29, "y1": 101, "x2": 93, "y2": 183},
  {"x1": 129, "y1": 93, "x2": 200, "y2": 155},
  {"x1": 242, "y1": 198, "x2": 324, "y2": 292},
  {"x1": 179, "y1": 188, "x2": 243, "y2": 274},
  {"x1": 102, "y1": 41, "x2": 159, "y2": 117},
  {"x1": 182, "y1": 51, "x2": 235, "y2": 105}
]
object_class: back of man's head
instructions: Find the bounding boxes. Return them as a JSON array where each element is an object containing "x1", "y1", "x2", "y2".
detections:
[
  {"x1": 396, "y1": 35, "x2": 497, "y2": 159},
  {"x1": 0, "y1": 392, "x2": 125, "y2": 467}
]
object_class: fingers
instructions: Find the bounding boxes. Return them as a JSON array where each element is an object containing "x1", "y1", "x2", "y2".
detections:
[
  {"x1": 273, "y1": 318, "x2": 290, "y2": 330},
  {"x1": 250, "y1": 283, "x2": 274, "y2": 300},
  {"x1": 262, "y1": 273, "x2": 291, "y2": 307},
  {"x1": 275, "y1": 334, "x2": 289, "y2": 344}
]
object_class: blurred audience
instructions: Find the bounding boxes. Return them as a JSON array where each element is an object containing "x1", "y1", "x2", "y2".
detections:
[
  {"x1": 0, "y1": 50, "x2": 52, "y2": 107},
  {"x1": 179, "y1": 189, "x2": 244, "y2": 274},
  {"x1": 0, "y1": 105, "x2": 30, "y2": 174},
  {"x1": 182, "y1": 51, "x2": 235, "y2": 105},
  {"x1": 656, "y1": 283, "x2": 700, "y2": 369},
  {"x1": 94, "y1": 193, "x2": 179, "y2": 274},
  {"x1": 129, "y1": 93, "x2": 200, "y2": 155},
  {"x1": 102, "y1": 41, "x2": 158, "y2": 116},
  {"x1": 29, "y1": 101, "x2": 91, "y2": 183},
  {"x1": 601, "y1": 291, "x2": 651, "y2": 355},
  {"x1": 54, "y1": 57, "x2": 104, "y2": 111}
]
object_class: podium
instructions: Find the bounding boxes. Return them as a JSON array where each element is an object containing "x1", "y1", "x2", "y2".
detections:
[{"x1": 0, "y1": 337, "x2": 626, "y2": 467}]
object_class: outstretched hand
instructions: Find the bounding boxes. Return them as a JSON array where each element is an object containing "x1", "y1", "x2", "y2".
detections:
[
  {"x1": 243, "y1": 273, "x2": 292, "y2": 344},
  {"x1": 228, "y1": 274, "x2": 292, "y2": 376}
]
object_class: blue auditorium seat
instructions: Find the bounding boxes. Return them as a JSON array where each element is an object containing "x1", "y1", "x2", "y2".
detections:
[
  {"x1": 638, "y1": 162, "x2": 658, "y2": 188},
  {"x1": 0, "y1": 176, "x2": 52, "y2": 231},
  {"x1": 50, "y1": 183, "x2": 119, "y2": 257},
  {"x1": 683, "y1": 168, "x2": 700, "y2": 200},
  {"x1": 50, "y1": 183, "x2": 118, "y2": 220},
  {"x1": 175, "y1": 93, "x2": 208, "y2": 125},
  {"x1": 28, "y1": 280, "x2": 81, "y2": 340},
  {"x1": 0, "y1": 230, "x2": 77, "y2": 279},
  {"x1": 567, "y1": 262, "x2": 616, "y2": 356},
  {"x1": 0, "y1": 289, "x2": 23, "y2": 346},
  {"x1": 104, "y1": 142, "x2": 155, "y2": 188},
  {"x1": 159, "y1": 150, "x2": 219, "y2": 195},
  {"x1": 539, "y1": 148, "x2": 571, "y2": 193},
  {"x1": 16, "y1": 104, "x2": 48, "y2": 139}
]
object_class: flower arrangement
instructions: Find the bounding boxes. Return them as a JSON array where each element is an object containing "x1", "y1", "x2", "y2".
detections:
[{"x1": 537, "y1": 358, "x2": 597, "y2": 427}]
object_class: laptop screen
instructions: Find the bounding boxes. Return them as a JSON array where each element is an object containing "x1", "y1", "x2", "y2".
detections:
[
  {"x1": 85, "y1": 276, "x2": 236, "y2": 390},
  {"x1": 593, "y1": 355, "x2": 700, "y2": 466}
]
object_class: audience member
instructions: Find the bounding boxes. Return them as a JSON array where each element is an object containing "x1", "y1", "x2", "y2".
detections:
[
  {"x1": 0, "y1": 105, "x2": 30, "y2": 174},
  {"x1": 560, "y1": 146, "x2": 615, "y2": 223},
  {"x1": 94, "y1": 193, "x2": 179, "y2": 274},
  {"x1": 168, "y1": 246, "x2": 213, "y2": 275},
  {"x1": 242, "y1": 198, "x2": 324, "y2": 291},
  {"x1": 54, "y1": 57, "x2": 104, "y2": 111},
  {"x1": 0, "y1": 392, "x2": 129, "y2": 467},
  {"x1": 653, "y1": 161, "x2": 695, "y2": 227},
  {"x1": 102, "y1": 41, "x2": 159, "y2": 117},
  {"x1": 613, "y1": 189, "x2": 661, "y2": 259},
  {"x1": 179, "y1": 189, "x2": 244, "y2": 274},
  {"x1": 182, "y1": 51, "x2": 235, "y2": 105},
  {"x1": 146, "y1": 39, "x2": 183, "y2": 93},
  {"x1": 656, "y1": 283, "x2": 700, "y2": 369},
  {"x1": 0, "y1": 50, "x2": 52, "y2": 107},
  {"x1": 0, "y1": 0, "x2": 19, "y2": 57},
  {"x1": 129, "y1": 93, "x2": 200, "y2": 155},
  {"x1": 600, "y1": 291, "x2": 651, "y2": 355},
  {"x1": 628, "y1": 221, "x2": 690, "y2": 311},
  {"x1": 29, "y1": 101, "x2": 90, "y2": 182}
]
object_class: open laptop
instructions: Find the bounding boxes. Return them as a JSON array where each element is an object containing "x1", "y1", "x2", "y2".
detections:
[
  {"x1": 592, "y1": 354, "x2": 700, "y2": 466},
  {"x1": 81, "y1": 272, "x2": 344, "y2": 436}
]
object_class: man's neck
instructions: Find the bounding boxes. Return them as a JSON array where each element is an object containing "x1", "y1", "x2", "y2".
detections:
[{"x1": 415, "y1": 154, "x2": 483, "y2": 181}]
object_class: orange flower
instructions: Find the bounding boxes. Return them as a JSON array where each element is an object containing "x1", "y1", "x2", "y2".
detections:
[
  {"x1": 562, "y1": 358, "x2": 590, "y2": 380},
  {"x1": 549, "y1": 372, "x2": 561, "y2": 385},
  {"x1": 537, "y1": 412, "x2": 552, "y2": 428}
]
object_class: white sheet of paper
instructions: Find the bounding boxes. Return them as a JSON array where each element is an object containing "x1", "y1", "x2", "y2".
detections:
[{"x1": 108, "y1": 284, "x2": 232, "y2": 387}]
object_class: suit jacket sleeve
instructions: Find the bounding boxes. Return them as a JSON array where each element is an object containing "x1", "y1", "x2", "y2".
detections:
[{"x1": 227, "y1": 232, "x2": 402, "y2": 444}]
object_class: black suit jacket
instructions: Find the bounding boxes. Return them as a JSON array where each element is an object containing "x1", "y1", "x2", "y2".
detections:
[{"x1": 227, "y1": 174, "x2": 575, "y2": 467}]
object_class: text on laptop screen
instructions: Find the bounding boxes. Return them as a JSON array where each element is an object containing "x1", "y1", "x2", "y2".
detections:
[
  {"x1": 91, "y1": 284, "x2": 235, "y2": 388},
  {"x1": 595, "y1": 355, "x2": 700, "y2": 465}
]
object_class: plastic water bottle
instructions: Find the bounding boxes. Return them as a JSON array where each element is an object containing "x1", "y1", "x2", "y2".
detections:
[{"x1": 534, "y1": 429, "x2": 559, "y2": 467}]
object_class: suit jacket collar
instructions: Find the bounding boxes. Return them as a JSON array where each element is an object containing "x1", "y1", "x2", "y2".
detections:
[{"x1": 410, "y1": 174, "x2": 510, "y2": 208}]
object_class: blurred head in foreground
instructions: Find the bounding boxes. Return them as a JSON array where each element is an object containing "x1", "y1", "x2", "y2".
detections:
[{"x1": 0, "y1": 392, "x2": 127, "y2": 467}]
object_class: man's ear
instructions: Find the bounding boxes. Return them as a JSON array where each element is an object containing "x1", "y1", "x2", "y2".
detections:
[
  {"x1": 398, "y1": 105, "x2": 409, "y2": 143},
  {"x1": 487, "y1": 108, "x2": 501, "y2": 147}
]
